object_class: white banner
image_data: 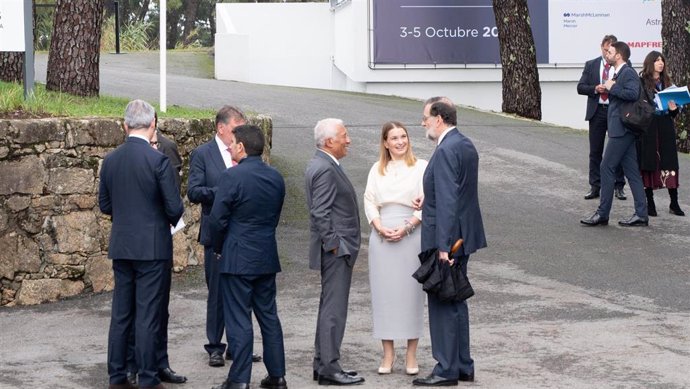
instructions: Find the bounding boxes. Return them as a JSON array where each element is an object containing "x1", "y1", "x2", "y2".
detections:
[
  {"x1": 548, "y1": 0, "x2": 661, "y2": 64},
  {"x1": 0, "y1": 0, "x2": 26, "y2": 52}
]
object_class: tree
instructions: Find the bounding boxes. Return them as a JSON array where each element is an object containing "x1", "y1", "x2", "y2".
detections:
[
  {"x1": 492, "y1": 0, "x2": 542, "y2": 120},
  {"x1": 0, "y1": 3, "x2": 39, "y2": 83},
  {"x1": 46, "y1": 0, "x2": 104, "y2": 96},
  {"x1": 661, "y1": 1, "x2": 690, "y2": 152}
]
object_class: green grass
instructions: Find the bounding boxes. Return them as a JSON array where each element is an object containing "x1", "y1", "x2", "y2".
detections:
[{"x1": 0, "y1": 81, "x2": 216, "y2": 119}]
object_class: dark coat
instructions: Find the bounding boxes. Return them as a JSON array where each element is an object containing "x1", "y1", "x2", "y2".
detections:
[
  {"x1": 98, "y1": 136, "x2": 184, "y2": 260},
  {"x1": 156, "y1": 132, "x2": 182, "y2": 191},
  {"x1": 638, "y1": 80, "x2": 680, "y2": 172},
  {"x1": 421, "y1": 129, "x2": 487, "y2": 256},
  {"x1": 208, "y1": 156, "x2": 285, "y2": 275},
  {"x1": 607, "y1": 64, "x2": 641, "y2": 138},
  {"x1": 187, "y1": 139, "x2": 228, "y2": 246}
]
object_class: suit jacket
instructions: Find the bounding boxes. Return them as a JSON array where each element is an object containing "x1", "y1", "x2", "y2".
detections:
[
  {"x1": 99, "y1": 136, "x2": 184, "y2": 260},
  {"x1": 208, "y1": 156, "x2": 285, "y2": 275},
  {"x1": 577, "y1": 56, "x2": 607, "y2": 121},
  {"x1": 187, "y1": 139, "x2": 228, "y2": 246},
  {"x1": 421, "y1": 129, "x2": 486, "y2": 256},
  {"x1": 157, "y1": 132, "x2": 182, "y2": 191},
  {"x1": 607, "y1": 64, "x2": 640, "y2": 138},
  {"x1": 305, "y1": 150, "x2": 361, "y2": 270}
]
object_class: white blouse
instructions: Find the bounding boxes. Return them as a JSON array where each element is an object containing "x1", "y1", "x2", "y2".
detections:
[{"x1": 363, "y1": 159, "x2": 428, "y2": 223}]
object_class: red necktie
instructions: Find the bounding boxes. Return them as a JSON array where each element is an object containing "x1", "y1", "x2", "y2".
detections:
[{"x1": 601, "y1": 63, "x2": 610, "y2": 102}]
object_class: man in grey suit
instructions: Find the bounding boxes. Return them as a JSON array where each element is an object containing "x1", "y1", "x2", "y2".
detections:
[
  {"x1": 413, "y1": 98, "x2": 487, "y2": 387},
  {"x1": 305, "y1": 118, "x2": 365, "y2": 386},
  {"x1": 580, "y1": 41, "x2": 649, "y2": 227}
]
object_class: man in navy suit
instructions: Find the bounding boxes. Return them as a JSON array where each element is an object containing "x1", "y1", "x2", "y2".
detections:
[
  {"x1": 208, "y1": 125, "x2": 287, "y2": 389},
  {"x1": 124, "y1": 126, "x2": 187, "y2": 386},
  {"x1": 188, "y1": 106, "x2": 262, "y2": 366},
  {"x1": 577, "y1": 35, "x2": 628, "y2": 201},
  {"x1": 99, "y1": 99, "x2": 184, "y2": 389},
  {"x1": 581, "y1": 41, "x2": 649, "y2": 227},
  {"x1": 413, "y1": 98, "x2": 487, "y2": 387}
]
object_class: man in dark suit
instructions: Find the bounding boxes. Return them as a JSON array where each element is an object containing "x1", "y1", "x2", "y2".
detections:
[
  {"x1": 99, "y1": 99, "x2": 184, "y2": 389},
  {"x1": 188, "y1": 106, "x2": 262, "y2": 366},
  {"x1": 412, "y1": 99, "x2": 487, "y2": 387},
  {"x1": 581, "y1": 41, "x2": 649, "y2": 227},
  {"x1": 124, "y1": 127, "x2": 187, "y2": 386},
  {"x1": 305, "y1": 118, "x2": 365, "y2": 386},
  {"x1": 577, "y1": 34, "x2": 627, "y2": 201},
  {"x1": 208, "y1": 125, "x2": 288, "y2": 389}
]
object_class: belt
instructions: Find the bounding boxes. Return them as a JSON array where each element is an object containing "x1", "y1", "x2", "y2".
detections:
[{"x1": 598, "y1": 104, "x2": 609, "y2": 109}]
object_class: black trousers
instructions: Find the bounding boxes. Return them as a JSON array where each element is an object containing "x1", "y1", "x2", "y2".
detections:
[{"x1": 588, "y1": 105, "x2": 625, "y2": 190}]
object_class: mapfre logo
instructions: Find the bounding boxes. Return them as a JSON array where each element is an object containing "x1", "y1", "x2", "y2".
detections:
[{"x1": 627, "y1": 41, "x2": 662, "y2": 48}]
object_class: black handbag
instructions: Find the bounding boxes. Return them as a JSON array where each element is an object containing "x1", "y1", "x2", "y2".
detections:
[{"x1": 620, "y1": 79, "x2": 656, "y2": 136}]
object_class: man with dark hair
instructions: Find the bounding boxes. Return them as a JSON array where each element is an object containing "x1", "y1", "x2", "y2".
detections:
[
  {"x1": 581, "y1": 41, "x2": 649, "y2": 227},
  {"x1": 413, "y1": 99, "x2": 486, "y2": 386},
  {"x1": 208, "y1": 125, "x2": 287, "y2": 389},
  {"x1": 188, "y1": 105, "x2": 262, "y2": 367},
  {"x1": 100, "y1": 99, "x2": 184, "y2": 389},
  {"x1": 578, "y1": 35, "x2": 627, "y2": 201}
]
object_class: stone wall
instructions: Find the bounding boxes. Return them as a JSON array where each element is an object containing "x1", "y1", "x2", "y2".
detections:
[{"x1": 0, "y1": 115, "x2": 272, "y2": 306}]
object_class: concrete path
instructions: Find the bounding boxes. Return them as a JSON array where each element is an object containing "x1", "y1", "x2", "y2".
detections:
[{"x1": 1, "y1": 52, "x2": 688, "y2": 389}]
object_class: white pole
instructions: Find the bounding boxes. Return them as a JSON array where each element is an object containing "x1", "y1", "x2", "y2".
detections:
[{"x1": 160, "y1": 0, "x2": 167, "y2": 112}]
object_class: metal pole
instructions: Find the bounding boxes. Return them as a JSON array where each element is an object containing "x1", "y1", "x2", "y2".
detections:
[
  {"x1": 114, "y1": 1, "x2": 121, "y2": 54},
  {"x1": 23, "y1": 0, "x2": 34, "y2": 100},
  {"x1": 160, "y1": 0, "x2": 166, "y2": 112}
]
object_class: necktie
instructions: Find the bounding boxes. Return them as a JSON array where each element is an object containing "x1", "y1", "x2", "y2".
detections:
[{"x1": 601, "y1": 63, "x2": 610, "y2": 102}]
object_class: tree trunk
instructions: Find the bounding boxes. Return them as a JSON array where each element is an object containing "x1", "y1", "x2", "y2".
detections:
[
  {"x1": 1, "y1": 3, "x2": 39, "y2": 84},
  {"x1": 181, "y1": 0, "x2": 200, "y2": 46},
  {"x1": 0, "y1": 53, "x2": 24, "y2": 83},
  {"x1": 661, "y1": 0, "x2": 690, "y2": 153},
  {"x1": 138, "y1": 0, "x2": 151, "y2": 23},
  {"x1": 46, "y1": 0, "x2": 104, "y2": 97},
  {"x1": 167, "y1": 7, "x2": 181, "y2": 49},
  {"x1": 492, "y1": 0, "x2": 542, "y2": 120}
]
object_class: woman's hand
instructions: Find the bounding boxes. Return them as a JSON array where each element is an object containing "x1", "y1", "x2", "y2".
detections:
[{"x1": 668, "y1": 100, "x2": 677, "y2": 111}]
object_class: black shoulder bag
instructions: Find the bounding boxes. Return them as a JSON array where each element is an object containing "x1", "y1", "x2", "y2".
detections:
[{"x1": 619, "y1": 77, "x2": 656, "y2": 136}]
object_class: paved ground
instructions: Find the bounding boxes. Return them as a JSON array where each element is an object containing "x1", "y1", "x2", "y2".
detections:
[{"x1": 1, "y1": 53, "x2": 689, "y2": 389}]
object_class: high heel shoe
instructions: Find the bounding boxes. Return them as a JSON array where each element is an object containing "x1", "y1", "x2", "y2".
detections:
[
  {"x1": 405, "y1": 365, "x2": 419, "y2": 375},
  {"x1": 378, "y1": 356, "x2": 395, "y2": 374}
]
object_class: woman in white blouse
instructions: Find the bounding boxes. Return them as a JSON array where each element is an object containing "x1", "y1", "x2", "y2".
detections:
[{"x1": 364, "y1": 121, "x2": 427, "y2": 376}]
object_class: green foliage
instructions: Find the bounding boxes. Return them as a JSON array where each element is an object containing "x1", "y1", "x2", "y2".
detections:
[
  {"x1": 686, "y1": 20, "x2": 690, "y2": 34},
  {"x1": 0, "y1": 81, "x2": 216, "y2": 119},
  {"x1": 101, "y1": 16, "x2": 156, "y2": 51}
]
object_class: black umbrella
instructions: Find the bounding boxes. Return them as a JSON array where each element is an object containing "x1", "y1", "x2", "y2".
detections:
[{"x1": 412, "y1": 239, "x2": 474, "y2": 302}]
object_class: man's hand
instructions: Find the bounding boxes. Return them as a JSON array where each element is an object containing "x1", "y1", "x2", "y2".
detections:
[
  {"x1": 438, "y1": 250, "x2": 454, "y2": 266},
  {"x1": 604, "y1": 79, "x2": 615, "y2": 90},
  {"x1": 412, "y1": 195, "x2": 424, "y2": 211},
  {"x1": 595, "y1": 84, "x2": 607, "y2": 94}
]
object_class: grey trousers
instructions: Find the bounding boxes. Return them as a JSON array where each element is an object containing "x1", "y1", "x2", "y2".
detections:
[{"x1": 313, "y1": 251, "x2": 353, "y2": 375}]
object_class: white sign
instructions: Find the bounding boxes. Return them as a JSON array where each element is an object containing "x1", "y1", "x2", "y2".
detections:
[
  {"x1": 548, "y1": 0, "x2": 661, "y2": 64},
  {"x1": 0, "y1": 0, "x2": 26, "y2": 52}
]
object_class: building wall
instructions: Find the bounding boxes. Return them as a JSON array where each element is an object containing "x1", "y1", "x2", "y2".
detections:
[{"x1": 214, "y1": 1, "x2": 615, "y2": 130}]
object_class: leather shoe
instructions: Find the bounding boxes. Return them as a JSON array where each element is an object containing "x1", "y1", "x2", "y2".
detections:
[
  {"x1": 458, "y1": 372, "x2": 474, "y2": 382},
  {"x1": 615, "y1": 187, "x2": 627, "y2": 200},
  {"x1": 618, "y1": 214, "x2": 649, "y2": 226},
  {"x1": 584, "y1": 188, "x2": 600, "y2": 200},
  {"x1": 260, "y1": 375, "x2": 288, "y2": 389},
  {"x1": 109, "y1": 383, "x2": 137, "y2": 389},
  {"x1": 313, "y1": 370, "x2": 357, "y2": 381},
  {"x1": 318, "y1": 371, "x2": 365, "y2": 385},
  {"x1": 209, "y1": 351, "x2": 225, "y2": 367},
  {"x1": 212, "y1": 380, "x2": 249, "y2": 389},
  {"x1": 225, "y1": 352, "x2": 263, "y2": 362},
  {"x1": 126, "y1": 371, "x2": 137, "y2": 387},
  {"x1": 158, "y1": 367, "x2": 187, "y2": 383},
  {"x1": 580, "y1": 212, "x2": 608, "y2": 226},
  {"x1": 412, "y1": 374, "x2": 458, "y2": 386}
]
